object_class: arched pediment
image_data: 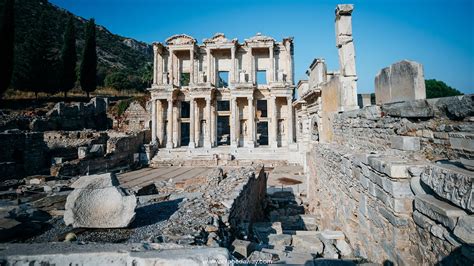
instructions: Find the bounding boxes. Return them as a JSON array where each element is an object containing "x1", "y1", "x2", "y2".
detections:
[{"x1": 165, "y1": 34, "x2": 196, "y2": 45}]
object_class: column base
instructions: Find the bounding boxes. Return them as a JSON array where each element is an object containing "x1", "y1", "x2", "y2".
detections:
[
  {"x1": 204, "y1": 141, "x2": 212, "y2": 149},
  {"x1": 230, "y1": 142, "x2": 238, "y2": 149},
  {"x1": 270, "y1": 141, "x2": 278, "y2": 149},
  {"x1": 244, "y1": 141, "x2": 255, "y2": 148},
  {"x1": 166, "y1": 142, "x2": 173, "y2": 149},
  {"x1": 188, "y1": 142, "x2": 196, "y2": 149}
]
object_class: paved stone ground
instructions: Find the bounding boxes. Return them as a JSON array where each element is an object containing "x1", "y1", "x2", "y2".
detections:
[{"x1": 117, "y1": 166, "x2": 215, "y2": 189}]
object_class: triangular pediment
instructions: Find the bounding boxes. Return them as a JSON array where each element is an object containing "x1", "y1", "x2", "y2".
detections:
[{"x1": 165, "y1": 34, "x2": 196, "y2": 45}]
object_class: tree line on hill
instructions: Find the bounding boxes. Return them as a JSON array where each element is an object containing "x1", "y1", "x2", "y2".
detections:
[{"x1": 0, "y1": 0, "x2": 152, "y2": 100}]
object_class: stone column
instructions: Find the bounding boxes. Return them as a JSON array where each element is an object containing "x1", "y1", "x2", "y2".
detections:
[
  {"x1": 189, "y1": 98, "x2": 195, "y2": 148},
  {"x1": 157, "y1": 100, "x2": 164, "y2": 146},
  {"x1": 269, "y1": 46, "x2": 274, "y2": 83},
  {"x1": 230, "y1": 97, "x2": 238, "y2": 148},
  {"x1": 190, "y1": 48, "x2": 194, "y2": 85},
  {"x1": 166, "y1": 99, "x2": 173, "y2": 149},
  {"x1": 173, "y1": 101, "x2": 179, "y2": 147},
  {"x1": 270, "y1": 96, "x2": 278, "y2": 148},
  {"x1": 204, "y1": 97, "x2": 212, "y2": 148},
  {"x1": 151, "y1": 99, "x2": 157, "y2": 144},
  {"x1": 207, "y1": 48, "x2": 212, "y2": 84},
  {"x1": 336, "y1": 4, "x2": 358, "y2": 111},
  {"x1": 231, "y1": 46, "x2": 236, "y2": 83},
  {"x1": 153, "y1": 46, "x2": 158, "y2": 85},
  {"x1": 248, "y1": 47, "x2": 253, "y2": 83},
  {"x1": 246, "y1": 96, "x2": 255, "y2": 148},
  {"x1": 287, "y1": 96, "x2": 294, "y2": 145},
  {"x1": 211, "y1": 99, "x2": 216, "y2": 146},
  {"x1": 169, "y1": 50, "x2": 174, "y2": 86}
]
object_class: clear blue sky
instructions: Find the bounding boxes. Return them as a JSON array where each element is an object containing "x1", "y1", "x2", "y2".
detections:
[{"x1": 50, "y1": 0, "x2": 474, "y2": 94}]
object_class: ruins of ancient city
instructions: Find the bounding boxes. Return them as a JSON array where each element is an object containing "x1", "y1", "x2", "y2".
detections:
[{"x1": 0, "y1": 2, "x2": 472, "y2": 266}]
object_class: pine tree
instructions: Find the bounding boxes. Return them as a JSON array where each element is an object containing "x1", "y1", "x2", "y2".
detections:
[
  {"x1": 0, "y1": 0, "x2": 15, "y2": 99},
  {"x1": 60, "y1": 16, "x2": 77, "y2": 99},
  {"x1": 80, "y1": 18, "x2": 97, "y2": 98}
]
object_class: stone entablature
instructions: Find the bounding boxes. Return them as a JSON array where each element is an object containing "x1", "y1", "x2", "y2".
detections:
[{"x1": 148, "y1": 33, "x2": 295, "y2": 151}]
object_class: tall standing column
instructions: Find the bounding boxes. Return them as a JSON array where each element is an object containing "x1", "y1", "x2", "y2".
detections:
[
  {"x1": 231, "y1": 46, "x2": 236, "y2": 83},
  {"x1": 248, "y1": 47, "x2": 253, "y2": 83},
  {"x1": 157, "y1": 100, "x2": 164, "y2": 146},
  {"x1": 204, "y1": 97, "x2": 212, "y2": 148},
  {"x1": 166, "y1": 99, "x2": 173, "y2": 149},
  {"x1": 246, "y1": 96, "x2": 255, "y2": 148},
  {"x1": 270, "y1": 96, "x2": 278, "y2": 148},
  {"x1": 189, "y1": 48, "x2": 194, "y2": 85},
  {"x1": 151, "y1": 99, "x2": 157, "y2": 144},
  {"x1": 336, "y1": 4, "x2": 358, "y2": 111},
  {"x1": 173, "y1": 101, "x2": 179, "y2": 147},
  {"x1": 169, "y1": 50, "x2": 174, "y2": 86},
  {"x1": 287, "y1": 96, "x2": 294, "y2": 145},
  {"x1": 269, "y1": 46, "x2": 274, "y2": 83},
  {"x1": 230, "y1": 97, "x2": 238, "y2": 148},
  {"x1": 189, "y1": 98, "x2": 195, "y2": 148},
  {"x1": 153, "y1": 46, "x2": 158, "y2": 85},
  {"x1": 207, "y1": 48, "x2": 212, "y2": 84}
]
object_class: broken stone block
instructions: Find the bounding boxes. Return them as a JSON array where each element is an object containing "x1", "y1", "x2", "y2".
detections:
[
  {"x1": 248, "y1": 251, "x2": 278, "y2": 262},
  {"x1": 268, "y1": 234, "x2": 292, "y2": 249},
  {"x1": 231, "y1": 239, "x2": 254, "y2": 258},
  {"x1": 64, "y1": 173, "x2": 136, "y2": 228},
  {"x1": 336, "y1": 239, "x2": 353, "y2": 257},
  {"x1": 375, "y1": 60, "x2": 426, "y2": 105},
  {"x1": 291, "y1": 235, "x2": 324, "y2": 255},
  {"x1": 89, "y1": 144, "x2": 105, "y2": 157},
  {"x1": 391, "y1": 136, "x2": 420, "y2": 151},
  {"x1": 321, "y1": 230, "x2": 345, "y2": 240},
  {"x1": 77, "y1": 147, "x2": 88, "y2": 159},
  {"x1": 453, "y1": 215, "x2": 474, "y2": 244},
  {"x1": 414, "y1": 194, "x2": 466, "y2": 230},
  {"x1": 300, "y1": 214, "x2": 318, "y2": 231},
  {"x1": 381, "y1": 99, "x2": 434, "y2": 118}
]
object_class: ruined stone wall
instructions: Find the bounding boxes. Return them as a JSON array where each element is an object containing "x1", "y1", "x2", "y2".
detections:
[
  {"x1": 307, "y1": 95, "x2": 473, "y2": 265},
  {"x1": 51, "y1": 130, "x2": 150, "y2": 177},
  {"x1": 0, "y1": 131, "x2": 47, "y2": 179}
]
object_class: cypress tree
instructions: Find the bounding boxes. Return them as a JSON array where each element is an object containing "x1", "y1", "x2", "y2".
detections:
[
  {"x1": 80, "y1": 18, "x2": 97, "y2": 99},
  {"x1": 60, "y1": 16, "x2": 77, "y2": 99},
  {"x1": 0, "y1": 0, "x2": 15, "y2": 99}
]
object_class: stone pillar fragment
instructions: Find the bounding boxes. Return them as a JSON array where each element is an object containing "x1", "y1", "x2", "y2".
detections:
[
  {"x1": 189, "y1": 98, "x2": 196, "y2": 148},
  {"x1": 335, "y1": 4, "x2": 358, "y2": 111},
  {"x1": 166, "y1": 99, "x2": 173, "y2": 149}
]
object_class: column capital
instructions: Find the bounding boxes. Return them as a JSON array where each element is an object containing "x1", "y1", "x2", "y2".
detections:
[
  {"x1": 246, "y1": 96, "x2": 253, "y2": 101},
  {"x1": 205, "y1": 96, "x2": 211, "y2": 102}
]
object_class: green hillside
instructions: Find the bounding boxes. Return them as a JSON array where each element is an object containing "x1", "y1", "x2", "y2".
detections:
[{"x1": 0, "y1": 0, "x2": 153, "y2": 92}]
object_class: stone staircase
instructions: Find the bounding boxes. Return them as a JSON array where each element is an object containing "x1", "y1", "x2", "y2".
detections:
[{"x1": 230, "y1": 190, "x2": 369, "y2": 265}]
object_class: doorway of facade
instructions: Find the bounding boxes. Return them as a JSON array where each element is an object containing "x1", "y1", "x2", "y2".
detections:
[
  {"x1": 217, "y1": 116, "x2": 230, "y2": 146},
  {"x1": 180, "y1": 122, "x2": 190, "y2": 146},
  {"x1": 257, "y1": 121, "x2": 268, "y2": 146}
]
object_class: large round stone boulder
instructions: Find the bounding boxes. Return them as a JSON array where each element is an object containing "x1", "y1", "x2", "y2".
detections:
[{"x1": 64, "y1": 173, "x2": 136, "y2": 228}]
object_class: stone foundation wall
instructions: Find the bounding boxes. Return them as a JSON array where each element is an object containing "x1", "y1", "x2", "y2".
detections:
[
  {"x1": 0, "y1": 131, "x2": 47, "y2": 179},
  {"x1": 307, "y1": 95, "x2": 473, "y2": 265}
]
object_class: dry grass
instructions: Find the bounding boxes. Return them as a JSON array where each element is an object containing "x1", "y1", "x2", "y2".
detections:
[{"x1": 3, "y1": 87, "x2": 146, "y2": 100}]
